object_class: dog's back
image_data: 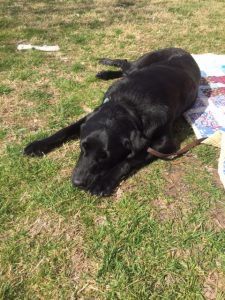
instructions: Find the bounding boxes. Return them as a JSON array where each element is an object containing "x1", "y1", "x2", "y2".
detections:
[
  {"x1": 103, "y1": 48, "x2": 200, "y2": 120},
  {"x1": 132, "y1": 47, "x2": 200, "y2": 82}
]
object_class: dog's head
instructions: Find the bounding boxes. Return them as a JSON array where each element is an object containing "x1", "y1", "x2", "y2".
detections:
[{"x1": 72, "y1": 106, "x2": 147, "y2": 190}]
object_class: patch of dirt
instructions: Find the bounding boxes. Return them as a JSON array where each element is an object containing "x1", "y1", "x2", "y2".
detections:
[
  {"x1": 207, "y1": 201, "x2": 225, "y2": 231},
  {"x1": 169, "y1": 243, "x2": 205, "y2": 260},
  {"x1": 164, "y1": 165, "x2": 189, "y2": 198},
  {"x1": 152, "y1": 157, "x2": 192, "y2": 221},
  {"x1": 151, "y1": 153, "x2": 224, "y2": 222},
  {"x1": 24, "y1": 210, "x2": 97, "y2": 286},
  {"x1": 151, "y1": 197, "x2": 181, "y2": 221},
  {"x1": 94, "y1": 215, "x2": 107, "y2": 227},
  {"x1": 81, "y1": 104, "x2": 93, "y2": 113},
  {"x1": 204, "y1": 271, "x2": 225, "y2": 299},
  {"x1": 206, "y1": 166, "x2": 224, "y2": 190},
  {"x1": 110, "y1": 180, "x2": 134, "y2": 201},
  {"x1": 26, "y1": 210, "x2": 81, "y2": 240},
  {"x1": 70, "y1": 246, "x2": 97, "y2": 286},
  {"x1": 1, "y1": 91, "x2": 48, "y2": 144}
]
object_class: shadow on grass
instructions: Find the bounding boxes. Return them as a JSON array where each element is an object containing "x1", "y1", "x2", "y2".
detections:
[{"x1": 174, "y1": 78, "x2": 212, "y2": 150}]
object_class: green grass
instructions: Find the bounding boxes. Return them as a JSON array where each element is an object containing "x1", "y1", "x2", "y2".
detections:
[
  {"x1": 0, "y1": 85, "x2": 13, "y2": 95},
  {"x1": 0, "y1": 0, "x2": 225, "y2": 299}
]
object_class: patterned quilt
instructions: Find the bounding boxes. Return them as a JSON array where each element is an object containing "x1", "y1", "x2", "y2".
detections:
[{"x1": 184, "y1": 54, "x2": 225, "y2": 189}]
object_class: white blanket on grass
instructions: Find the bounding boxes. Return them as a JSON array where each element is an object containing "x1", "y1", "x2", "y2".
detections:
[{"x1": 184, "y1": 54, "x2": 225, "y2": 188}]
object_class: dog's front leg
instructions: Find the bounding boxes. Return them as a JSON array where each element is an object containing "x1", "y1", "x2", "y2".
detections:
[
  {"x1": 96, "y1": 70, "x2": 123, "y2": 81},
  {"x1": 24, "y1": 116, "x2": 87, "y2": 156}
]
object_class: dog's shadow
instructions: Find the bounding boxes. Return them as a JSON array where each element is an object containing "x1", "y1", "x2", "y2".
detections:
[
  {"x1": 173, "y1": 117, "x2": 194, "y2": 148},
  {"x1": 173, "y1": 77, "x2": 212, "y2": 150}
]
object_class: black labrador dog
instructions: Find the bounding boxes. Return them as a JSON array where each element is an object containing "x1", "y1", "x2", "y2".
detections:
[{"x1": 24, "y1": 48, "x2": 200, "y2": 196}]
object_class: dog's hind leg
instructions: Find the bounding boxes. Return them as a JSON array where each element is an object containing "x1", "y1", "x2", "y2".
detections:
[
  {"x1": 99, "y1": 58, "x2": 131, "y2": 71},
  {"x1": 24, "y1": 116, "x2": 87, "y2": 156},
  {"x1": 96, "y1": 70, "x2": 123, "y2": 80},
  {"x1": 96, "y1": 58, "x2": 131, "y2": 80}
]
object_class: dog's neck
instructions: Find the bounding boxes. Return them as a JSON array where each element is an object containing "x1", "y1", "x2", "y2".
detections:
[{"x1": 100, "y1": 101, "x2": 143, "y2": 132}]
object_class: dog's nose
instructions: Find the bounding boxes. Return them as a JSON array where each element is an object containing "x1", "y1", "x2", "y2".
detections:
[{"x1": 72, "y1": 177, "x2": 85, "y2": 187}]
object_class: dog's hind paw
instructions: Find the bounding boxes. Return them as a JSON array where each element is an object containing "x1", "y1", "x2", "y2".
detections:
[
  {"x1": 23, "y1": 140, "x2": 48, "y2": 157},
  {"x1": 96, "y1": 71, "x2": 111, "y2": 80},
  {"x1": 98, "y1": 58, "x2": 112, "y2": 66}
]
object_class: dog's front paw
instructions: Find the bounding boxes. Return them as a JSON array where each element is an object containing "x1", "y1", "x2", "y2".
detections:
[
  {"x1": 24, "y1": 140, "x2": 48, "y2": 157},
  {"x1": 89, "y1": 177, "x2": 116, "y2": 197}
]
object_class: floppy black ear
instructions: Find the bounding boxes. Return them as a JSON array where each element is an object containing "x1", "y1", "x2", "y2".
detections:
[{"x1": 123, "y1": 130, "x2": 147, "y2": 158}]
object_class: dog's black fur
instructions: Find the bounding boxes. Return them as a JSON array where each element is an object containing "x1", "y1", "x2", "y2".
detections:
[{"x1": 24, "y1": 48, "x2": 200, "y2": 196}]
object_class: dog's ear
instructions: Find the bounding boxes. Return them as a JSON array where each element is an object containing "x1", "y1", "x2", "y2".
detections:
[{"x1": 123, "y1": 130, "x2": 147, "y2": 158}]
